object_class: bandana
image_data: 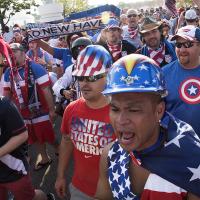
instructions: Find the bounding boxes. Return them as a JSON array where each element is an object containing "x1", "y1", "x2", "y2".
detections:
[
  {"x1": 128, "y1": 27, "x2": 139, "y2": 39},
  {"x1": 148, "y1": 44, "x2": 165, "y2": 66},
  {"x1": 107, "y1": 42, "x2": 122, "y2": 62}
]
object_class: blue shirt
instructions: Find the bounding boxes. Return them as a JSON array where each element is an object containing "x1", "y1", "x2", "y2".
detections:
[
  {"x1": 162, "y1": 60, "x2": 200, "y2": 137},
  {"x1": 53, "y1": 47, "x2": 72, "y2": 71}
]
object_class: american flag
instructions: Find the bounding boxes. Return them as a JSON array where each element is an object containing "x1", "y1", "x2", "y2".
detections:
[
  {"x1": 165, "y1": 0, "x2": 178, "y2": 16},
  {"x1": 108, "y1": 112, "x2": 200, "y2": 199}
]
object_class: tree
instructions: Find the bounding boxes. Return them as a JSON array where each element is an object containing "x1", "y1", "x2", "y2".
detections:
[
  {"x1": 0, "y1": 0, "x2": 38, "y2": 32},
  {"x1": 58, "y1": 0, "x2": 89, "y2": 18},
  {"x1": 176, "y1": 0, "x2": 193, "y2": 7}
]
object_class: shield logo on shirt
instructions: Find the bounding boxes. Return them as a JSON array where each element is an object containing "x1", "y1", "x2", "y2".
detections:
[{"x1": 179, "y1": 77, "x2": 200, "y2": 104}]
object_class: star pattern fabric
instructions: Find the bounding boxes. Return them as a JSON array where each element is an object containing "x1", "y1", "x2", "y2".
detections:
[
  {"x1": 108, "y1": 141, "x2": 138, "y2": 200},
  {"x1": 107, "y1": 60, "x2": 165, "y2": 94},
  {"x1": 108, "y1": 112, "x2": 200, "y2": 199},
  {"x1": 141, "y1": 112, "x2": 200, "y2": 197}
]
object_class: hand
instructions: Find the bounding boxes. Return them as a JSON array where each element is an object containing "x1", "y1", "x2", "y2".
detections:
[
  {"x1": 55, "y1": 177, "x2": 67, "y2": 199},
  {"x1": 63, "y1": 89, "x2": 75, "y2": 100}
]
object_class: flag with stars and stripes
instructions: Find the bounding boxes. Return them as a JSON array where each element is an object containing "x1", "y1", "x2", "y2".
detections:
[
  {"x1": 108, "y1": 112, "x2": 200, "y2": 199},
  {"x1": 139, "y1": 112, "x2": 200, "y2": 197}
]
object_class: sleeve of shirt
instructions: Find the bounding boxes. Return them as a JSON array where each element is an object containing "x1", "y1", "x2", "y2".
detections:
[
  {"x1": 2, "y1": 98, "x2": 26, "y2": 137},
  {"x1": 30, "y1": 61, "x2": 51, "y2": 87},
  {"x1": 44, "y1": 51, "x2": 53, "y2": 64},
  {"x1": 52, "y1": 65, "x2": 73, "y2": 97},
  {"x1": 60, "y1": 104, "x2": 71, "y2": 135},
  {"x1": 53, "y1": 47, "x2": 71, "y2": 61},
  {"x1": 3, "y1": 68, "x2": 11, "y2": 90}
]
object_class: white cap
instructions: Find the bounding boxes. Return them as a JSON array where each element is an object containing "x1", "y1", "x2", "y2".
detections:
[
  {"x1": 185, "y1": 9, "x2": 197, "y2": 20},
  {"x1": 171, "y1": 25, "x2": 200, "y2": 42}
]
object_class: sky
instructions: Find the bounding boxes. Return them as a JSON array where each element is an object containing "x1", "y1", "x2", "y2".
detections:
[
  {"x1": 88, "y1": 0, "x2": 151, "y2": 6},
  {"x1": 8, "y1": 0, "x2": 152, "y2": 26}
]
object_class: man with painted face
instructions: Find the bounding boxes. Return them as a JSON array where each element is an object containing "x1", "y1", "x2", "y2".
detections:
[
  {"x1": 95, "y1": 54, "x2": 200, "y2": 200},
  {"x1": 55, "y1": 45, "x2": 116, "y2": 200},
  {"x1": 163, "y1": 25, "x2": 200, "y2": 139},
  {"x1": 137, "y1": 17, "x2": 177, "y2": 67}
]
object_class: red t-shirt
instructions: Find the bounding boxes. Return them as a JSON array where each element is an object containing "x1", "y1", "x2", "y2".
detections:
[{"x1": 61, "y1": 97, "x2": 116, "y2": 197}]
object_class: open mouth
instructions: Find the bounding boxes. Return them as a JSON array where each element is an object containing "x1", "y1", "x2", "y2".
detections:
[{"x1": 119, "y1": 131, "x2": 135, "y2": 145}]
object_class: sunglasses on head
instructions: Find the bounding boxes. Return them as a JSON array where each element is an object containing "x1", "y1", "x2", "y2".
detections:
[
  {"x1": 127, "y1": 14, "x2": 137, "y2": 18},
  {"x1": 76, "y1": 73, "x2": 106, "y2": 82},
  {"x1": 175, "y1": 41, "x2": 197, "y2": 48}
]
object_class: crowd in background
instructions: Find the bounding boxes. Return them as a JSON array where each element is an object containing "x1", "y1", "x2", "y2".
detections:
[{"x1": 0, "y1": 1, "x2": 200, "y2": 199}]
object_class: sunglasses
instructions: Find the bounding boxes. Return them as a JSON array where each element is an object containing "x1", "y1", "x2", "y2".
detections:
[
  {"x1": 175, "y1": 41, "x2": 197, "y2": 48},
  {"x1": 76, "y1": 73, "x2": 106, "y2": 82},
  {"x1": 127, "y1": 14, "x2": 137, "y2": 18}
]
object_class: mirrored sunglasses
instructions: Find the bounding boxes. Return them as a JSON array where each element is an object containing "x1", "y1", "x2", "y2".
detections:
[{"x1": 76, "y1": 73, "x2": 106, "y2": 82}]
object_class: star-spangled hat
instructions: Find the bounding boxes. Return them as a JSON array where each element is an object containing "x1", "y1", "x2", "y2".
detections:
[{"x1": 103, "y1": 54, "x2": 167, "y2": 97}]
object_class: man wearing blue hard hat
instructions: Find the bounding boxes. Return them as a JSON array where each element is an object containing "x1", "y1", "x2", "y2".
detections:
[
  {"x1": 95, "y1": 54, "x2": 200, "y2": 199},
  {"x1": 100, "y1": 18, "x2": 137, "y2": 62}
]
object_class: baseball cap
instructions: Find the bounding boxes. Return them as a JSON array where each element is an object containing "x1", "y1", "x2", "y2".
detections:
[
  {"x1": 13, "y1": 27, "x2": 21, "y2": 33},
  {"x1": 104, "y1": 18, "x2": 121, "y2": 30},
  {"x1": 171, "y1": 25, "x2": 200, "y2": 42},
  {"x1": 10, "y1": 43, "x2": 25, "y2": 51},
  {"x1": 185, "y1": 9, "x2": 197, "y2": 20}
]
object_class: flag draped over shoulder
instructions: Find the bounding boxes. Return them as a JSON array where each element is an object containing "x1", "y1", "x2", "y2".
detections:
[
  {"x1": 165, "y1": 0, "x2": 178, "y2": 16},
  {"x1": 140, "y1": 112, "x2": 200, "y2": 197}
]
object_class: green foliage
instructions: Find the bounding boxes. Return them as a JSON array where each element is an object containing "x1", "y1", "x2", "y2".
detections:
[
  {"x1": 0, "y1": 0, "x2": 38, "y2": 31},
  {"x1": 57, "y1": 0, "x2": 89, "y2": 17},
  {"x1": 177, "y1": 0, "x2": 193, "y2": 8}
]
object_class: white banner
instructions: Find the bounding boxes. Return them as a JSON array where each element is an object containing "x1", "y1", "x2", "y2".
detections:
[{"x1": 28, "y1": 18, "x2": 105, "y2": 42}]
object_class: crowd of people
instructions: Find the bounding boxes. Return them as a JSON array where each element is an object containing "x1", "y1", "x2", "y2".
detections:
[{"x1": 0, "y1": 0, "x2": 200, "y2": 199}]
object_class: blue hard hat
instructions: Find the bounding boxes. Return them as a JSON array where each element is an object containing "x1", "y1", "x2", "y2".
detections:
[{"x1": 103, "y1": 54, "x2": 167, "y2": 97}]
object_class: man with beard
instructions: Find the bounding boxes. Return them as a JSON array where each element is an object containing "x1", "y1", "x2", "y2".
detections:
[
  {"x1": 100, "y1": 18, "x2": 137, "y2": 62},
  {"x1": 162, "y1": 25, "x2": 200, "y2": 138},
  {"x1": 55, "y1": 45, "x2": 116, "y2": 200},
  {"x1": 137, "y1": 17, "x2": 177, "y2": 67},
  {"x1": 122, "y1": 9, "x2": 142, "y2": 49}
]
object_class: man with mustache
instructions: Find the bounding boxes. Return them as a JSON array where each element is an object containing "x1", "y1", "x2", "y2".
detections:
[
  {"x1": 163, "y1": 25, "x2": 200, "y2": 138},
  {"x1": 137, "y1": 17, "x2": 177, "y2": 67},
  {"x1": 55, "y1": 45, "x2": 116, "y2": 200}
]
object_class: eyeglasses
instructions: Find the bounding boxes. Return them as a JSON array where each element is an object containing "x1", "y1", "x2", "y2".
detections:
[
  {"x1": 76, "y1": 73, "x2": 106, "y2": 82},
  {"x1": 175, "y1": 41, "x2": 197, "y2": 48},
  {"x1": 127, "y1": 14, "x2": 137, "y2": 18}
]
